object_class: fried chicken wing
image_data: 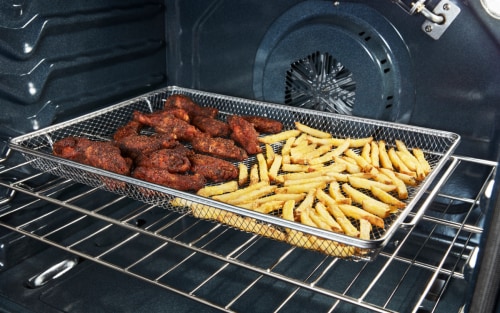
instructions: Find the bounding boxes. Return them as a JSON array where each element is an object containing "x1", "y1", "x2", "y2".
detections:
[
  {"x1": 136, "y1": 145, "x2": 192, "y2": 173},
  {"x1": 113, "y1": 120, "x2": 143, "y2": 142},
  {"x1": 191, "y1": 135, "x2": 248, "y2": 161},
  {"x1": 241, "y1": 115, "x2": 283, "y2": 134},
  {"x1": 132, "y1": 166, "x2": 206, "y2": 191},
  {"x1": 191, "y1": 115, "x2": 230, "y2": 137},
  {"x1": 164, "y1": 94, "x2": 218, "y2": 119},
  {"x1": 53, "y1": 137, "x2": 132, "y2": 176},
  {"x1": 116, "y1": 132, "x2": 178, "y2": 160},
  {"x1": 133, "y1": 111, "x2": 201, "y2": 141},
  {"x1": 227, "y1": 115, "x2": 262, "y2": 155},
  {"x1": 189, "y1": 153, "x2": 238, "y2": 182}
]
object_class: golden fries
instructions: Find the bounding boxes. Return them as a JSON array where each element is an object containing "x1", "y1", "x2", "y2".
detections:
[{"x1": 185, "y1": 120, "x2": 433, "y2": 258}]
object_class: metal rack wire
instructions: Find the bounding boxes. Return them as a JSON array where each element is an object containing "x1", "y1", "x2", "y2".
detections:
[{"x1": 0, "y1": 154, "x2": 497, "y2": 312}]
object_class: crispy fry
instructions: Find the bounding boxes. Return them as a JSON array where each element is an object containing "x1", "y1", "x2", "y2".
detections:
[
  {"x1": 359, "y1": 219, "x2": 372, "y2": 240},
  {"x1": 413, "y1": 148, "x2": 431, "y2": 174},
  {"x1": 225, "y1": 185, "x2": 277, "y2": 205},
  {"x1": 378, "y1": 140, "x2": 393, "y2": 170},
  {"x1": 275, "y1": 181, "x2": 327, "y2": 194},
  {"x1": 307, "y1": 139, "x2": 350, "y2": 164},
  {"x1": 259, "y1": 129, "x2": 301, "y2": 144},
  {"x1": 249, "y1": 163, "x2": 259, "y2": 185},
  {"x1": 395, "y1": 172, "x2": 418, "y2": 186},
  {"x1": 197, "y1": 180, "x2": 239, "y2": 197},
  {"x1": 388, "y1": 148, "x2": 412, "y2": 174},
  {"x1": 284, "y1": 175, "x2": 335, "y2": 186},
  {"x1": 300, "y1": 209, "x2": 318, "y2": 228},
  {"x1": 256, "y1": 153, "x2": 269, "y2": 183},
  {"x1": 282, "y1": 199, "x2": 296, "y2": 223},
  {"x1": 370, "y1": 141, "x2": 380, "y2": 168},
  {"x1": 252, "y1": 193, "x2": 306, "y2": 204},
  {"x1": 347, "y1": 176, "x2": 396, "y2": 192},
  {"x1": 315, "y1": 189, "x2": 359, "y2": 237},
  {"x1": 212, "y1": 181, "x2": 269, "y2": 202},
  {"x1": 238, "y1": 163, "x2": 248, "y2": 186},
  {"x1": 345, "y1": 149, "x2": 376, "y2": 173},
  {"x1": 265, "y1": 144, "x2": 275, "y2": 167},
  {"x1": 341, "y1": 183, "x2": 390, "y2": 218},
  {"x1": 295, "y1": 189, "x2": 316, "y2": 214},
  {"x1": 268, "y1": 154, "x2": 283, "y2": 183},
  {"x1": 295, "y1": 121, "x2": 332, "y2": 138},
  {"x1": 252, "y1": 201, "x2": 285, "y2": 214},
  {"x1": 337, "y1": 204, "x2": 385, "y2": 229},
  {"x1": 314, "y1": 202, "x2": 343, "y2": 232},
  {"x1": 334, "y1": 156, "x2": 362, "y2": 173},
  {"x1": 292, "y1": 144, "x2": 333, "y2": 164},
  {"x1": 361, "y1": 143, "x2": 371, "y2": 163},
  {"x1": 370, "y1": 186, "x2": 406, "y2": 208},
  {"x1": 379, "y1": 168, "x2": 409, "y2": 200},
  {"x1": 281, "y1": 163, "x2": 323, "y2": 172},
  {"x1": 281, "y1": 136, "x2": 296, "y2": 164},
  {"x1": 328, "y1": 181, "x2": 352, "y2": 204}
]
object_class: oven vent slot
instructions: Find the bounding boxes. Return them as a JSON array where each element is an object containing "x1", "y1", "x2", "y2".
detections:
[{"x1": 284, "y1": 51, "x2": 355, "y2": 115}]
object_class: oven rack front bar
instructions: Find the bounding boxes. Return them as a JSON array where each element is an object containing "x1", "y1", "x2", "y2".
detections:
[{"x1": 0, "y1": 154, "x2": 496, "y2": 313}]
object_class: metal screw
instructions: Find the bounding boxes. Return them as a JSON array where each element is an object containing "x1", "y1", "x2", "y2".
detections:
[
  {"x1": 333, "y1": 1, "x2": 340, "y2": 6},
  {"x1": 443, "y1": 3, "x2": 450, "y2": 10},
  {"x1": 425, "y1": 25, "x2": 433, "y2": 32}
]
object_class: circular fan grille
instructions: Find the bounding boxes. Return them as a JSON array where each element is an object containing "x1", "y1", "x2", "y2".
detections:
[{"x1": 285, "y1": 51, "x2": 355, "y2": 114}]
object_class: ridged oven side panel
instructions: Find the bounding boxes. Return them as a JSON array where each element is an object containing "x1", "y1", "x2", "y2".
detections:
[{"x1": 0, "y1": 0, "x2": 167, "y2": 140}]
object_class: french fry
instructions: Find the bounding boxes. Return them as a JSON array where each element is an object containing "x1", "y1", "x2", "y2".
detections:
[
  {"x1": 361, "y1": 142, "x2": 371, "y2": 163},
  {"x1": 281, "y1": 163, "x2": 323, "y2": 172},
  {"x1": 347, "y1": 136, "x2": 374, "y2": 148},
  {"x1": 315, "y1": 189, "x2": 359, "y2": 237},
  {"x1": 359, "y1": 219, "x2": 372, "y2": 240},
  {"x1": 275, "y1": 181, "x2": 327, "y2": 194},
  {"x1": 197, "y1": 180, "x2": 239, "y2": 197},
  {"x1": 295, "y1": 189, "x2": 316, "y2": 214},
  {"x1": 347, "y1": 175, "x2": 396, "y2": 192},
  {"x1": 283, "y1": 175, "x2": 336, "y2": 187},
  {"x1": 238, "y1": 163, "x2": 248, "y2": 186},
  {"x1": 249, "y1": 163, "x2": 259, "y2": 185},
  {"x1": 341, "y1": 183, "x2": 390, "y2": 218},
  {"x1": 370, "y1": 186, "x2": 406, "y2": 208},
  {"x1": 413, "y1": 148, "x2": 431, "y2": 175},
  {"x1": 212, "y1": 181, "x2": 269, "y2": 202},
  {"x1": 334, "y1": 156, "x2": 362, "y2": 173},
  {"x1": 281, "y1": 136, "x2": 296, "y2": 164},
  {"x1": 395, "y1": 172, "x2": 418, "y2": 186},
  {"x1": 268, "y1": 154, "x2": 283, "y2": 183},
  {"x1": 388, "y1": 148, "x2": 412, "y2": 174},
  {"x1": 338, "y1": 204, "x2": 385, "y2": 229},
  {"x1": 345, "y1": 149, "x2": 376, "y2": 174},
  {"x1": 290, "y1": 142, "x2": 317, "y2": 157},
  {"x1": 292, "y1": 133, "x2": 309, "y2": 146},
  {"x1": 300, "y1": 209, "x2": 318, "y2": 228},
  {"x1": 252, "y1": 193, "x2": 306, "y2": 204},
  {"x1": 265, "y1": 144, "x2": 275, "y2": 167},
  {"x1": 314, "y1": 202, "x2": 343, "y2": 232},
  {"x1": 370, "y1": 141, "x2": 380, "y2": 168},
  {"x1": 258, "y1": 129, "x2": 301, "y2": 144},
  {"x1": 282, "y1": 199, "x2": 296, "y2": 223},
  {"x1": 225, "y1": 185, "x2": 277, "y2": 205},
  {"x1": 252, "y1": 201, "x2": 285, "y2": 214},
  {"x1": 379, "y1": 168, "x2": 409, "y2": 200},
  {"x1": 307, "y1": 139, "x2": 350, "y2": 164},
  {"x1": 378, "y1": 140, "x2": 393, "y2": 170},
  {"x1": 295, "y1": 121, "x2": 332, "y2": 138},
  {"x1": 256, "y1": 153, "x2": 269, "y2": 183},
  {"x1": 328, "y1": 181, "x2": 352, "y2": 204},
  {"x1": 292, "y1": 144, "x2": 333, "y2": 164}
]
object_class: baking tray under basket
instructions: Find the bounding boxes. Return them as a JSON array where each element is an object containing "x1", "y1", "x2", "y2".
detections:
[{"x1": 9, "y1": 86, "x2": 460, "y2": 260}]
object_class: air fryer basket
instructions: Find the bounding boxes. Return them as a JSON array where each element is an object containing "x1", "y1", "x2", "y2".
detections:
[{"x1": 9, "y1": 86, "x2": 460, "y2": 260}]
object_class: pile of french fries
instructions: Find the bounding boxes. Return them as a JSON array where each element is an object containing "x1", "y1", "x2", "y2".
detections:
[{"x1": 177, "y1": 121, "x2": 432, "y2": 258}]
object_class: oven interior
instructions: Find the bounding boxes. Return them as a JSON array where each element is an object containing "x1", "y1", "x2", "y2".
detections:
[{"x1": 0, "y1": 1, "x2": 499, "y2": 312}]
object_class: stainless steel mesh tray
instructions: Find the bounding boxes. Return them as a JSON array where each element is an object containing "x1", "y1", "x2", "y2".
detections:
[{"x1": 9, "y1": 86, "x2": 460, "y2": 260}]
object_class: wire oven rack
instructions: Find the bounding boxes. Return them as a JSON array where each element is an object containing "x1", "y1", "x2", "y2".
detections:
[
  {"x1": 0, "y1": 152, "x2": 496, "y2": 312},
  {"x1": 8, "y1": 86, "x2": 460, "y2": 260}
]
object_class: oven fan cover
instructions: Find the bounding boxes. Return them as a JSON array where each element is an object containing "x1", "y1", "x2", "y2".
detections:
[{"x1": 253, "y1": 1, "x2": 414, "y2": 123}]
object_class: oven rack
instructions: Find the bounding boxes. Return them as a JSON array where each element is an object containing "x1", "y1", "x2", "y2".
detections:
[{"x1": 0, "y1": 153, "x2": 496, "y2": 313}]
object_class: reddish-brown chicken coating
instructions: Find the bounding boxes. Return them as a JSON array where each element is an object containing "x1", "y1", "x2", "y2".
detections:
[
  {"x1": 133, "y1": 111, "x2": 201, "y2": 142},
  {"x1": 53, "y1": 137, "x2": 132, "y2": 176},
  {"x1": 191, "y1": 135, "x2": 248, "y2": 161},
  {"x1": 241, "y1": 115, "x2": 283, "y2": 134},
  {"x1": 113, "y1": 120, "x2": 143, "y2": 142},
  {"x1": 191, "y1": 115, "x2": 230, "y2": 138},
  {"x1": 132, "y1": 166, "x2": 206, "y2": 191},
  {"x1": 135, "y1": 146, "x2": 192, "y2": 173},
  {"x1": 189, "y1": 153, "x2": 238, "y2": 182},
  {"x1": 164, "y1": 94, "x2": 218, "y2": 119},
  {"x1": 227, "y1": 115, "x2": 262, "y2": 155}
]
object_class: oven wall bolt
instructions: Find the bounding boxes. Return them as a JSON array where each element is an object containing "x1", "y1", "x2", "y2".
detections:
[
  {"x1": 425, "y1": 25, "x2": 433, "y2": 32},
  {"x1": 443, "y1": 3, "x2": 450, "y2": 10}
]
